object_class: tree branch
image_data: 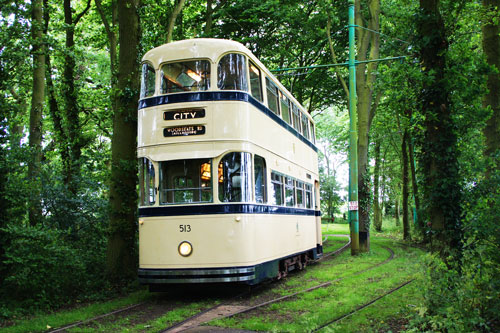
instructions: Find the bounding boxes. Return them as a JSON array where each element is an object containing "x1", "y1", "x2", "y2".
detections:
[{"x1": 327, "y1": 15, "x2": 349, "y2": 100}]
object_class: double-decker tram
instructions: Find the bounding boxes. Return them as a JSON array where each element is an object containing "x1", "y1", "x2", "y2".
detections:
[{"x1": 137, "y1": 39, "x2": 322, "y2": 288}]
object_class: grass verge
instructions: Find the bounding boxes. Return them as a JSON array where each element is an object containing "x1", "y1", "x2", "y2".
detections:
[{"x1": 210, "y1": 233, "x2": 424, "y2": 332}]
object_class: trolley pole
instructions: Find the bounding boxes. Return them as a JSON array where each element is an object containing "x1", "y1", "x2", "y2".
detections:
[{"x1": 348, "y1": 0, "x2": 360, "y2": 255}]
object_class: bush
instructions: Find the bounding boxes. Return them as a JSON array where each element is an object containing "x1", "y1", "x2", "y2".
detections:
[
  {"x1": 410, "y1": 167, "x2": 500, "y2": 332},
  {"x1": 1, "y1": 225, "x2": 87, "y2": 310}
]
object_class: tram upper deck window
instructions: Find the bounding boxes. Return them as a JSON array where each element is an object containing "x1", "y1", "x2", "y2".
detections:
[
  {"x1": 310, "y1": 121, "x2": 316, "y2": 143},
  {"x1": 159, "y1": 158, "x2": 212, "y2": 204},
  {"x1": 161, "y1": 60, "x2": 210, "y2": 94},
  {"x1": 139, "y1": 157, "x2": 156, "y2": 206},
  {"x1": 218, "y1": 53, "x2": 248, "y2": 91},
  {"x1": 280, "y1": 91, "x2": 291, "y2": 125},
  {"x1": 218, "y1": 152, "x2": 252, "y2": 203},
  {"x1": 301, "y1": 112, "x2": 310, "y2": 140},
  {"x1": 266, "y1": 78, "x2": 279, "y2": 115},
  {"x1": 141, "y1": 63, "x2": 156, "y2": 98},
  {"x1": 292, "y1": 104, "x2": 301, "y2": 132},
  {"x1": 249, "y1": 61, "x2": 263, "y2": 102}
]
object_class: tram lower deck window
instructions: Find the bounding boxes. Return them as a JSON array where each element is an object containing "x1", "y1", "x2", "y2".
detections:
[
  {"x1": 159, "y1": 159, "x2": 212, "y2": 204},
  {"x1": 139, "y1": 157, "x2": 156, "y2": 206},
  {"x1": 218, "y1": 152, "x2": 252, "y2": 202}
]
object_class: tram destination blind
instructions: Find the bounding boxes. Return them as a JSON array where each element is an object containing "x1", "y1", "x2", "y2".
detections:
[
  {"x1": 164, "y1": 125, "x2": 206, "y2": 137},
  {"x1": 164, "y1": 109, "x2": 205, "y2": 121}
]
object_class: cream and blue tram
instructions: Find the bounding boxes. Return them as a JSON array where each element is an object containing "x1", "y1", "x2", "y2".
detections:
[{"x1": 137, "y1": 39, "x2": 322, "y2": 287}]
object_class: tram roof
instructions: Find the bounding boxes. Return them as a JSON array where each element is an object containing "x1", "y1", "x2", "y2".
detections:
[
  {"x1": 142, "y1": 39, "x2": 258, "y2": 67},
  {"x1": 142, "y1": 39, "x2": 315, "y2": 124}
]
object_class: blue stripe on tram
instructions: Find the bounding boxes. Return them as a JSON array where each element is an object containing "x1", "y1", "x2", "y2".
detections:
[
  {"x1": 139, "y1": 204, "x2": 321, "y2": 218},
  {"x1": 138, "y1": 91, "x2": 319, "y2": 153}
]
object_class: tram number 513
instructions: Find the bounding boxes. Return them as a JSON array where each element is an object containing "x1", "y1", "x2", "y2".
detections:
[{"x1": 179, "y1": 225, "x2": 191, "y2": 232}]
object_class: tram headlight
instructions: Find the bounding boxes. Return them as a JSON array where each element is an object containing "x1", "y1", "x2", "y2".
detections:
[{"x1": 178, "y1": 241, "x2": 193, "y2": 257}]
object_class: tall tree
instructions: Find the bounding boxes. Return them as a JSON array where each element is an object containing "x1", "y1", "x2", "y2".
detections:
[
  {"x1": 28, "y1": 0, "x2": 46, "y2": 226},
  {"x1": 401, "y1": 128, "x2": 410, "y2": 240},
  {"x1": 62, "y1": 0, "x2": 91, "y2": 193},
  {"x1": 106, "y1": 0, "x2": 141, "y2": 282},
  {"x1": 355, "y1": 0, "x2": 381, "y2": 252},
  {"x1": 372, "y1": 137, "x2": 382, "y2": 231},
  {"x1": 416, "y1": 0, "x2": 462, "y2": 252},
  {"x1": 166, "y1": 0, "x2": 186, "y2": 43},
  {"x1": 482, "y1": 0, "x2": 500, "y2": 177}
]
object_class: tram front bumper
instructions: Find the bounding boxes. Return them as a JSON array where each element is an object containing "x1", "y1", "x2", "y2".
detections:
[{"x1": 138, "y1": 266, "x2": 256, "y2": 284}]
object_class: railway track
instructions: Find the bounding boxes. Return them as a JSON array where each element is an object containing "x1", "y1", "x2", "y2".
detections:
[
  {"x1": 160, "y1": 241, "x2": 403, "y2": 332},
  {"x1": 160, "y1": 234, "x2": 359, "y2": 332},
  {"x1": 48, "y1": 234, "x2": 410, "y2": 333}
]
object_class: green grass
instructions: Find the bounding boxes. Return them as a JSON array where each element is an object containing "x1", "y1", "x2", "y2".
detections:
[
  {"x1": 2, "y1": 222, "x2": 424, "y2": 332},
  {"x1": 210, "y1": 235, "x2": 424, "y2": 332},
  {"x1": 322, "y1": 223, "x2": 350, "y2": 235},
  {"x1": 67, "y1": 300, "x2": 216, "y2": 332},
  {"x1": 0, "y1": 290, "x2": 150, "y2": 333}
]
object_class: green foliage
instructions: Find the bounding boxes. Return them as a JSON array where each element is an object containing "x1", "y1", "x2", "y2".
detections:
[
  {"x1": 1, "y1": 225, "x2": 86, "y2": 310},
  {"x1": 410, "y1": 164, "x2": 500, "y2": 332}
]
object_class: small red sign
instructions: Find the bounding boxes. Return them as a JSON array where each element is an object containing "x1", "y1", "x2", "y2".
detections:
[{"x1": 349, "y1": 201, "x2": 358, "y2": 211}]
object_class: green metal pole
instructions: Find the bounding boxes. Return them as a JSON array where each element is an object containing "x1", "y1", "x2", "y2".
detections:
[{"x1": 348, "y1": 0, "x2": 359, "y2": 255}]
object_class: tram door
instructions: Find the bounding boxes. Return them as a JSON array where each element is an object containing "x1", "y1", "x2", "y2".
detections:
[{"x1": 314, "y1": 180, "x2": 322, "y2": 246}]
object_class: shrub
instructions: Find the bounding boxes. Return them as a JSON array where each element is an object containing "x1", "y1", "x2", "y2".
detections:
[{"x1": 1, "y1": 225, "x2": 87, "y2": 311}]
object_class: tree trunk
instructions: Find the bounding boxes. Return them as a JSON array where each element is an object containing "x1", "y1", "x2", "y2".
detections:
[
  {"x1": 409, "y1": 138, "x2": 419, "y2": 225},
  {"x1": 106, "y1": 0, "x2": 141, "y2": 283},
  {"x1": 166, "y1": 0, "x2": 186, "y2": 43},
  {"x1": 402, "y1": 130, "x2": 411, "y2": 240},
  {"x1": 416, "y1": 0, "x2": 462, "y2": 251},
  {"x1": 62, "y1": 0, "x2": 91, "y2": 193},
  {"x1": 482, "y1": 0, "x2": 500, "y2": 177},
  {"x1": 205, "y1": 0, "x2": 213, "y2": 36},
  {"x1": 395, "y1": 194, "x2": 400, "y2": 226},
  {"x1": 373, "y1": 137, "x2": 382, "y2": 232},
  {"x1": 28, "y1": 0, "x2": 45, "y2": 226},
  {"x1": 355, "y1": 0, "x2": 381, "y2": 252}
]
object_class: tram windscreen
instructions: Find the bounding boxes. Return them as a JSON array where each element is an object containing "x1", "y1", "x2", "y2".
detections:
[
  {"x1": 159, "y1": 159, "x2": 212, "y2": 204},
  {"x1": 218, "y1": 152, "x2": 252, "y2": 202},
  {"x1": 161, "y1": 60, "x2": 210, "y2": 94}
]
